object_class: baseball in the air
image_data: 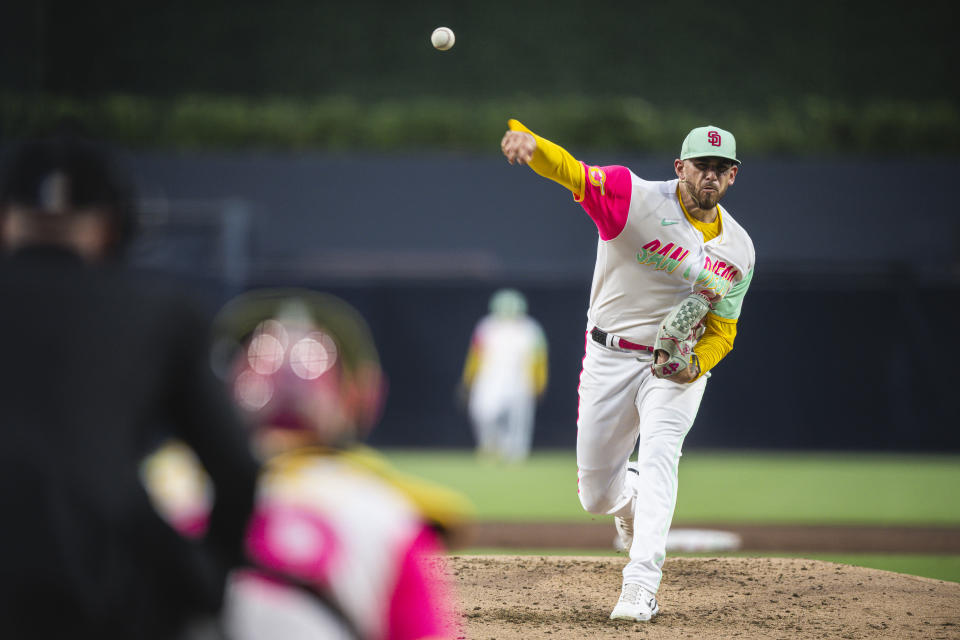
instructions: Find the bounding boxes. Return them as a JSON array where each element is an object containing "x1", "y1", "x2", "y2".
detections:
[{"x1": 431, "y1": 27, "x2": 455, "y2": 51}]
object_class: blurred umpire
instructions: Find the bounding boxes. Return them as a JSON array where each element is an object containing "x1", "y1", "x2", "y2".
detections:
[{"x1": 0, "y1": 136, "x2": 260, "y2": 639}]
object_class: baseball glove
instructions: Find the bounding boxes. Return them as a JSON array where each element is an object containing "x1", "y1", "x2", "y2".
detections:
[{"x1": 651, "y1": 292, "x2": 713, "y2": 379}]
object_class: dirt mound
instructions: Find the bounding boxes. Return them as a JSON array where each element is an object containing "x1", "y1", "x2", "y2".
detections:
[{"x1": 447, "y1": 555, "x2": 960, "y2": 639}]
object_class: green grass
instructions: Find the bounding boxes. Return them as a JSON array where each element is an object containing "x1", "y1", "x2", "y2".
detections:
[
  {"x1": 384, "y1": 449, "x2": 584, "y2": 521},
  {"x1": 381, "y1": 449, "x2": 960, "y2": 525},
  {"x1": 673, "y1": 451, "x2": 960, "y2": 525},
  {"x1": 383, "y1": 449, "x2": 960, "y2": 581}
]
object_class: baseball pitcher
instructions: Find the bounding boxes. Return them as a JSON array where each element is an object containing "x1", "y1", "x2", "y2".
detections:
[{"x1": 501, "y1": 119, "x2": 755, "y2": 622}]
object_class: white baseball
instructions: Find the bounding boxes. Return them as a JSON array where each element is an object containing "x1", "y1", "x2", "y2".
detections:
[{"x1": 431, "y1": 27, "x2": 455, "y2": 51}]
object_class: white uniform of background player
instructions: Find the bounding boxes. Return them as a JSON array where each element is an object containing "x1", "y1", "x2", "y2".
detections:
[
  {"x1": 461, "y1": 289, "x2": 548, "y2": 462},
  {"x1": 501, "y1": 120, "x2": 755, "y2": 621}
]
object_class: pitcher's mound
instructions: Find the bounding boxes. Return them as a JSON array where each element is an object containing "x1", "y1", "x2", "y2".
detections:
[{"x1": 448, "y1": 555, "x2": 959, "y2": 639}]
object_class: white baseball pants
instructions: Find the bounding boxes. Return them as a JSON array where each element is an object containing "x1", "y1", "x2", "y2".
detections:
[
  {"x1": 469, "y1": 392, "x2": 536, "y2": 462},
  {"x1": 576, "y1": 333, "x2": 707, "y2": 593}
]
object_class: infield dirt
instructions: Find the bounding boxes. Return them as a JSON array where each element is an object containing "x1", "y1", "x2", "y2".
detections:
[{"x1": 445, "y1": 555, "x2": 960, "y2": 639}]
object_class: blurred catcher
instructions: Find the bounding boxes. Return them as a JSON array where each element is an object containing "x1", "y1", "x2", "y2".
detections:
[
  {"x1": 146, "y1": 288, "x2": 471, "y2": 640},
  {"x1": 460, "y1": 288, "x2": 548, "y2": 462}
]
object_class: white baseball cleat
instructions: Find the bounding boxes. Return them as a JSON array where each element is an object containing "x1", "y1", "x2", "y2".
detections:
[{"x1": 610, "y1": 583, "x2": 659, "y2": 621}]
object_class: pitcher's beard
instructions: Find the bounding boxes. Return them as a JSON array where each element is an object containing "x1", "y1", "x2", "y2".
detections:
[
  {"x1": 682, "y1": 180, "x2": 719, "y2": 211},
  {"x1": 695, "y1": 189, "x2": 719, "y2": 210}
]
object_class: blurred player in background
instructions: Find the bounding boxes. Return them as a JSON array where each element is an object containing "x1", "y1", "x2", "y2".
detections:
[
  {"x1": 460, "y1": 288, "x2": 548, "y2": 463},
  {"x1": 0, "y1": 136, "x2": 260, "y2": 638},
  {"x1": 179, "y1": 288, "x2": 466, "y2": 640},
  {"x1": 501, "y1": 120, "x2": 755, "y2": 621}
]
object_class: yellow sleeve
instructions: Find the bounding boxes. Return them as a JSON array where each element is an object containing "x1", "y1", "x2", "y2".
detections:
[
  {"x1": 508, "y1": 119, "x2": 585, "y2": 198},
  {"x1": 340, "y1": 445, "x2": 475, "y2": 541},
  {"x1": 530, "y1": 346, "x2": 548, "y2": 396},
  {"x1": 461, "y1": 344, "x2": 479, "y2": 387},
  {"x1": 691, "y1": 313, "x2": 738, "y2": 381}
]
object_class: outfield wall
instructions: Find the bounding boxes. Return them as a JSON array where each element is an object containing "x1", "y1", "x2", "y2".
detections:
[
  {"x1": 8, "y1": 148, "x2": 951, "y2": 451},
  {"x1": 292, "y1": 279, "x2": 959, "y2": 453},
  {"x1": 120, "y1": 150, "x2": 957, "y2": 452},
  {"x1": 125, "y1": 150, "x2": 958, "y2": 283}
]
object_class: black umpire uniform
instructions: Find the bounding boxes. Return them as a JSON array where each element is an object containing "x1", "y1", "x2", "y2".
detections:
[{"x1": 0, "y1": 138, "x2": 260, "y2": 638}]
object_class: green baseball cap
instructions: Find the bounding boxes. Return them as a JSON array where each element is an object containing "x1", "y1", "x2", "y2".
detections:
[{"x1": 680, "y1": 125, "x2": 740, "y2": 165}]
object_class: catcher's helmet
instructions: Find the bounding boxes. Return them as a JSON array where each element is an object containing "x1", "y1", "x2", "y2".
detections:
[{"x1": 213, "y1": 289, "x2": 385, "y2": 451}]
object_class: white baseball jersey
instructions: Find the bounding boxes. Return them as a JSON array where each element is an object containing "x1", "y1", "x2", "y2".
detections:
[
  {"x1": 578, "y1": 166, "x2": 755, "y2": 344},
  {"x1": 469, "y1": 315, "x2": 545, "y2": 403}
]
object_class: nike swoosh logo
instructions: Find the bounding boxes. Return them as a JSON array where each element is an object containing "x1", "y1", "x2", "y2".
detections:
[{"x1": 661, "y1": 219, "x2": 680, "y2": 226}]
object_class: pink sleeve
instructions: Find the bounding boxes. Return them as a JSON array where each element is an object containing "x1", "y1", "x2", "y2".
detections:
[
  {"x1": 577, "y1": 163, "x2": 633, "y2": 241},
  {"x1": 387, "y1": 526, "x2": 457, "y2": 640}
]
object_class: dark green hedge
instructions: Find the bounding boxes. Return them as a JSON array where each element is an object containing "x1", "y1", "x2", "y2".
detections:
[{"x1": 3, "y1": 93, "x2": 957, "y2": 154}]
